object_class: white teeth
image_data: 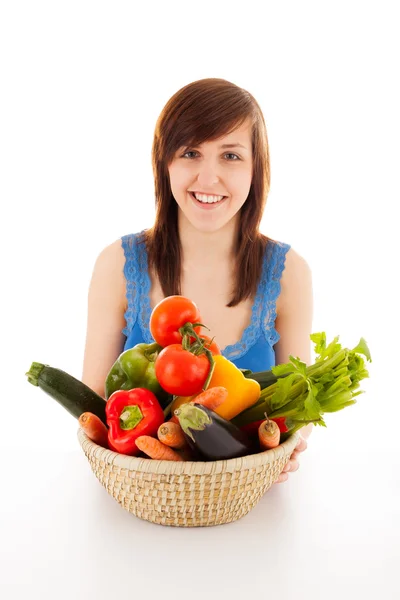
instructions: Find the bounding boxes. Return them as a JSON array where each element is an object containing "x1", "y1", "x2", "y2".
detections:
[{"x1": 193, "y1": 192, "x2": 225, "y2": 203}]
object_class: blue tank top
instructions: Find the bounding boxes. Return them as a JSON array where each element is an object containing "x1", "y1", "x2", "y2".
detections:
[{"x1": 121, "y1": 230, "x2": 291, "y2": 373}]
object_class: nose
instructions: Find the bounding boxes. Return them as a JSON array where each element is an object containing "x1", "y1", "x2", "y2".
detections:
[{"x1": 195, "y1": 159, "x2": 220, "y2": 187}]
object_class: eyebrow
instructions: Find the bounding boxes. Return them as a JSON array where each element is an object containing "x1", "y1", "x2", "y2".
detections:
[
  {"x1": 180, "y1": 142, "x2": 248, "y2": 153},
  {"x1": 219, "y1": 143, "x2": 247, "y2": 149}
]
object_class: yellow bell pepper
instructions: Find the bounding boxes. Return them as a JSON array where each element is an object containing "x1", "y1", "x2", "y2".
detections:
[{"x1": 207, "y1": 355, "x2": 260, "y2": 420}]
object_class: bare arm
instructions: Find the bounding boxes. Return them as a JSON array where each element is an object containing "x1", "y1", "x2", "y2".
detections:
[
  {"x1": 81, "y1": 239, "x2": 127, "y2": 398},
  {"x1": 274, "y1": 247, "x2": 314, "y2": 440}
]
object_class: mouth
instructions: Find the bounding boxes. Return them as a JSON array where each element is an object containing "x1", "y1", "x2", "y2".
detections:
[{"x1": 189, "y1": 191, "x2": 228, "y2": 205}]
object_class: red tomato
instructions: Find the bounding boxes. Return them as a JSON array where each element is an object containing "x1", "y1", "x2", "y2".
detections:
[
  {"x1": 155, "y1": 344, "x2": 210, "y2": 396},
  {"x1": 149, "y1": 295, "x2": 202, "y2": 347},
  {"x1": 190, "y1": 334, "x2": 221, "y2": 355}
]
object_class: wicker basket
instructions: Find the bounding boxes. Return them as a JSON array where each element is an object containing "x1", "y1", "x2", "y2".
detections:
[{"x1": 77, "y1": 429, "x2": 299, "y2": 527}]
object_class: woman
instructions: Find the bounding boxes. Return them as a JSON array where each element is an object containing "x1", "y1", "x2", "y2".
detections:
[{"x1": 82, "y1": 78, "x2": 313, "y2": 483}]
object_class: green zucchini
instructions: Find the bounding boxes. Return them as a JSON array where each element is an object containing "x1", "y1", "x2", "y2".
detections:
[{"x1": 26, "y1": 362, "x2": 107, "y2": 425}]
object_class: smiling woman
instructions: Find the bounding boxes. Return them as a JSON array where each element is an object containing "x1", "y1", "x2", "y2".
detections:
[
  {"x1": 81, "y1": 78, "x2": 314, "y2": 483},
  {"x1": 147, "y1": 79, "x2": 271, "y2": 307},
  {"x1": 169, "y1": 120, "x2": 253, "y2": 228}
]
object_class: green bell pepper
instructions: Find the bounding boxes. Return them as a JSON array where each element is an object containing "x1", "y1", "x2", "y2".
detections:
[{"x1": 105, "y1": 342, "x2": 169, "y2": 407}]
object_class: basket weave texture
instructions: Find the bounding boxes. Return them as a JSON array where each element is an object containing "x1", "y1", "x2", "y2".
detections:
[{"x1": 77, "y1": 429, "x2": 299, "y2": 527}]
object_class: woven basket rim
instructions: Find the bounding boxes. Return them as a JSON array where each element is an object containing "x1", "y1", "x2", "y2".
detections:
[{"x1": 77, "y1": 428, "x2": 299, "y2": 475}]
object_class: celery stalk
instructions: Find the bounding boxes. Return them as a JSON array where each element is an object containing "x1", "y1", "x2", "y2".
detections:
[{"x1": 231, "y1": 333, "x2": 372, "y2": 431}]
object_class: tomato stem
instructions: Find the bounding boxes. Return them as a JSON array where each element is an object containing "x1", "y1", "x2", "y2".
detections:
[
  {"x1": 182, "y1": 333, "x2": 191, "y2": 351},
  {"x1": 179, "y1": 322, "x2": 209, "y2": 344},
  {"x1": 179, "y1": 323, "x2": 210, "y2": 355},
  {"x1": 202, "y1": 348, "x2": 215, "y2": 390},
  {"x1": 177, "y1": 323, "x2": 215, "y2": 389},
  {"x1": 191, "y1": 322, "x2": 210, "y2": 332}
]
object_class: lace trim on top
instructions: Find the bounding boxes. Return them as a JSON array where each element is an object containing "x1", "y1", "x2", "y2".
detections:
[
  {"x1": 220, "y1": 239, "x2": 291, "y2": 360},
  {"x1": 121, "y1": 231, "x2": 154, "y2": 342},
  {"x1": 122, "y1": 231, "x2": 291, "y2": 356},
  {"x1": 121, "y1": 234, "x2": 138, "y2": 337},
  {"x1": 261, "y1": 240, "x2": 291, "y2": 348},
  {"x1": 220, "y1": 247, "x2": 269, "y2": 360},
  {"x1": 137, "y1": 232, "x2": 154, "y2": 344}
]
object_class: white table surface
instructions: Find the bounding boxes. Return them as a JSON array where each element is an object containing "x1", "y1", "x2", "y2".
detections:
[{"x1": 1, "y1": 408, "x2": 399, "y2": 600}]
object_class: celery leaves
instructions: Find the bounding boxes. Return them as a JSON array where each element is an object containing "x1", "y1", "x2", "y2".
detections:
[{"x1": 232, "y1": 332, "x2": 372, "y2": 434}]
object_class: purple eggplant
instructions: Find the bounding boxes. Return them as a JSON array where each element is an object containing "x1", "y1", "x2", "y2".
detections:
[{"x1": 175, "y1": 403, "x2": 255, "y2": 461}]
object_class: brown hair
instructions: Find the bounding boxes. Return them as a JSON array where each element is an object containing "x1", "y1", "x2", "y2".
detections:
[{"x1": 145, "y1": 77, "x2": 272, "y2": 307}]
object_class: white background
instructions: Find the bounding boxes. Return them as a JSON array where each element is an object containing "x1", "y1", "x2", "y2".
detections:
[{"x1": 1, "y1": 1, "x2": 399, "y2": 599}]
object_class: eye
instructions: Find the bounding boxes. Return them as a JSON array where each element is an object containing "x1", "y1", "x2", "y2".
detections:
[{"x1": 181, "y1": 150, "x2": 241, "y2": 161}]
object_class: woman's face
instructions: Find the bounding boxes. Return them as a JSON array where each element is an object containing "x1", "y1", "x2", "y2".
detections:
[{"x1": 168, "y1": 119, "x2": 253, "y2": 233}]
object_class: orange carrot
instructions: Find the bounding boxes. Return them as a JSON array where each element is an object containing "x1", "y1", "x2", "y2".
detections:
[
  {"x1": 79, "y1": 412, "x2": 109, "y2": 448},
  {"x1": 169, "y1": 387, "x2": 227, "y2": 419},
  {"x1": 191, "y1": 386, "x2": 228, "y2": 411},
  {"x1": 168, "y1": 386, "x2": 227, "y2": 425},
  {"x1": 258, "y1": 414, "x2": 280, "y2": 450},
  {"x1": 135, "y1": 436, "x2": 185, "y2": 461},
  {"x1": 157, "y1": 421, "x2": 186, "y2": 449}
]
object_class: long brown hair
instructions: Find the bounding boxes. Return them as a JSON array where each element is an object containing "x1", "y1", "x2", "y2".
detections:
[{"x1": 145, "y1": 78, "x2": 272, "y2": 307}]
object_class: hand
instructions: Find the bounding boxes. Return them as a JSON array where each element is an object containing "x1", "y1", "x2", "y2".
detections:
[{"x1": 274, "y1": 434, "x2": 308, "y2": 484}]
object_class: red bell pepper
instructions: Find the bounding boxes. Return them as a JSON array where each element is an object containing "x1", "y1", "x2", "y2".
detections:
[{"x1": 105, "y1": 388, "x2": 165, "y2": 455}]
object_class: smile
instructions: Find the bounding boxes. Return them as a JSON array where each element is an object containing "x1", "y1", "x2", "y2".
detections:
[{"x1": 189, "y1": 191, "x2": 227, "y2": 204}]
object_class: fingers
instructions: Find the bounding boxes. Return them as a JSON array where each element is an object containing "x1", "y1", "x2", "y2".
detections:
[
  {"x1": 274, "y1": 436, "x2": 308, "y2": 485},
  {"x1": 274, "y1": 457, "x2": 300, "y2": 484},
  {"x1": 295, "y1": 436, "x2": 308, "y2": 453},
  {"x1": 283, "y1": 458, "x2": 299, "y2": 473}
]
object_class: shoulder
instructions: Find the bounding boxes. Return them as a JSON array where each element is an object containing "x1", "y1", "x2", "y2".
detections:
[
  {"x1": 282, "y1": 246, "x2": 312, "y2": 279},
  {"x1": 93, "y1": 238, "x2": 126, "y2": 275},
  {"x1": 89, "y1": 237, "x2": 128, "y2": 311},
  {"x1": 94, "y1": 231, "x2": 144, "y2": 270},
  {"x1": 276, "y1": 246, "x2": 313, "y2": 316}
]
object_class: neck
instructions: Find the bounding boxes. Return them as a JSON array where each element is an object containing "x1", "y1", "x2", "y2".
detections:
[{"x1": 178, "y1": 211, "x2": 238, "y2": 268}]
